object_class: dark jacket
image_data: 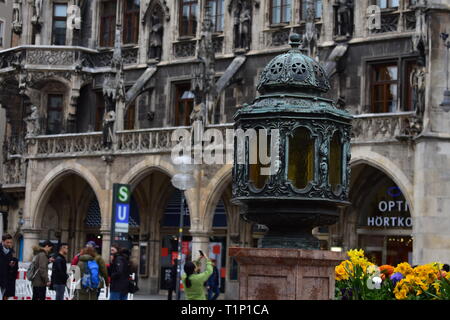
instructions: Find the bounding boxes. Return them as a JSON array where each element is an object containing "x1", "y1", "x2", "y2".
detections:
[
  {"x1": 51, "y1": 253, "x2": 68, "y2": 285},
  {"x1": 0, "y1": 244, "x2": 17, "y2": 296},
  {"x1": 167, "y1": 264, "x2": 177, "y2": 290},
  {"x1": 207, "y1": 265, "x2": 220, "y2": 289},
  {"x1": 0, "y1": 244, "x2": 15, "y2": 289},
  {"x1": 31, "y1": 246, "x2": 49, "y2": 287},
  {"x1": 110, "y1": 252, "x2": 130, "y2": 294}
]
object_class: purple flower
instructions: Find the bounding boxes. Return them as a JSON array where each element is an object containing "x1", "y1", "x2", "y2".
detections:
[{"x1": 390, "y1": 272, "x2": 404, "y2": 285}]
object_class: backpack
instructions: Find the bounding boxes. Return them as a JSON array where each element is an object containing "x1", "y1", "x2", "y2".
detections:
[
  {"x1": 26, "y1": 255, "x2": 39, "y2": 281},
  {"x1": 81, "y1": 260, "x2": 100, "y2": 290}
]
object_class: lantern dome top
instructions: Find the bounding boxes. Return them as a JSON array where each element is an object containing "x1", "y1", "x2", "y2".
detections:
[{"x1": 257, "y1": 33, "x2": 330, "y2": 94}]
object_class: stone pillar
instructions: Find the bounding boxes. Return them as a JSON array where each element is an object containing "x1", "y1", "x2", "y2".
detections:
[
  {"x1": 101, "y1": 229, "x2": 112, "y2": 263},
  {"x1": 22, "y1": 229, "x2": 41, "y2": 262},
  {"x1": 0, "y1": 212, "x2": 3, "y2": 241},
  {"x1": 190, "y1": 231, "x2": 210, "y2": 261}
]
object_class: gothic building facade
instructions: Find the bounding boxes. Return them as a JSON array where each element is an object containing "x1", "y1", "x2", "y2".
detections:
[{"x1": 0, "y1": 0, "x2": 449, "y2": 298}]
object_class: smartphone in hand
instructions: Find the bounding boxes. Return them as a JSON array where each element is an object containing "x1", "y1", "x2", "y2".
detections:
[{"x1": 199, "y1": 250, "x2": 204, "y2": 257}]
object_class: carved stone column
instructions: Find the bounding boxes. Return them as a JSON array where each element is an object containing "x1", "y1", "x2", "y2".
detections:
[
  {"x1": 190, "y1": 231, "x2": 211, "y2": 261},
  {"x1": 100, "y1": 229, "x2": 111, "y2": 263}
]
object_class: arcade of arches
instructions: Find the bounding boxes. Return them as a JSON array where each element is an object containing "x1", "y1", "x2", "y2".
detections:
[{"x1": 16, "y1": 162, "x2": 413, "y2": 296}]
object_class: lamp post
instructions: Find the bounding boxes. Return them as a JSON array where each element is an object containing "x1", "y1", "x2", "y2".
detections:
[
  {"x1": 440, "y1": 32, "x2": 450, "y2": 112},
  {"x1": 171, "y1": 155, "x2": 196, "y2": 300}
]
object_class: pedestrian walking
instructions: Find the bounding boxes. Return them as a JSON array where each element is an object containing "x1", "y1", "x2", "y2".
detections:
[
  {"x1": 0, "y1": 234, "x2": 17, "y2": 300},
  {"x1": 182, "y1": 255, "x2": 213, "y2": 300},
  {"x1": 207, "y1": 259, "x2": 220, "y2": 300},
  {"x1": 76, "y1": 246, "x2": 104, "y2": 300},
  {"x1": 109, "y1": 245, "x2": 131, "y2": 300},
  {"x1": 30, "y1": 240, "x2": 54, "y2": 301},
  {"x1": 51, "y1": 243, "x2": 69, "y2": 301},
  {"x1": 167, "y1": 262, "x2": 177, "y2": 300}
]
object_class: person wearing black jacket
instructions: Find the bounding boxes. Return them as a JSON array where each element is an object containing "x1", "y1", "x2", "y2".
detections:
[
  {"x1": 0, "y1": 234, "x2": 16, "y2": 300},
  {"x1": 51, "y1": 243, "x2": 69, "y2": 300},
  {"x1": 109, "y1": 245, "x2": 131, "y2": 300}
]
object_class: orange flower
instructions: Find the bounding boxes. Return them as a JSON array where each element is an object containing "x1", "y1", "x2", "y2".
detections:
[{"x1": 380, "y1": 265, "x2": 395, "y2": 276}]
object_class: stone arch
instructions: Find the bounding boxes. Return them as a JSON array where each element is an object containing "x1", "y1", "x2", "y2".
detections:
[
  {"x1": 202, "y1": 164, "x2": 233, "y2": 230},
  {"x1": 120, "y1": 156, "x2": 197, "y2": 220},
  {"x1": 350, "y1": 148, "x2": 414, "y2": 217},
  {"x1": 30, "y1": 162, "x2": 104, "y2": 229}
]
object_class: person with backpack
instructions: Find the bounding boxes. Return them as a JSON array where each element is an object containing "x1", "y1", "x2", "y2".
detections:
[
  {"x1": 51, "y1": 243, "x2": 69, "y2": 301},
  {"x1": 30, "y1": 240, "x2": 54, "y2": 301},
  {"x1": 76, "y1": 246, "x2": 104, "y2": 300},
  {"x1": 182, "y1": 255, "x2": 213, "y2": 300},
  {"x1": 0, "y1": 234, "x2": 17, "y2": 300},
  {"x1": 109, "y1": 245, "x2": 131, "y2": 300},
  {"x1": 206, "y1": 259, "x2": 220, "y2": 300}
]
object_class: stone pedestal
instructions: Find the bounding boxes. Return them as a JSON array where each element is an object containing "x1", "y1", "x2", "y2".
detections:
[{"x1": 229, "y1": 247, "x2": 345, "y2": 300}]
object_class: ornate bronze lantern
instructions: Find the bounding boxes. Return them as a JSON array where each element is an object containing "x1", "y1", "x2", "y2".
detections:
[{"x1": 232, "y1": 34, "x2": 353, "y2": 250}]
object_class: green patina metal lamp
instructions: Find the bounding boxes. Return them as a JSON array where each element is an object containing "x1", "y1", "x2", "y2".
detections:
[{"x1": 232, "y1": 33, "x2": 353, "y2": 250}]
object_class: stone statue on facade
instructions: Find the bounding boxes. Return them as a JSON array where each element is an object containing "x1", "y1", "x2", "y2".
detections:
[
  {"x1": 334, "y1": 0, "x2": 354, "y2": 38},
  {"x1": 31, "y1": 0, "x2": 43, "y2": 25},
  {"x1": 102, "y1": 110, "x2": 116, "y2": 150},
  {"x1": 319, "y1": 138, "x2": 329, "y2": 188},
  {"x1": 24, "y1": 105, "x2": 40, "y2": 138},
  {"x1": 149, "y1": 9, "x2": 163, "y2": 61},
  {"x1": 239, "y1": 2, "x2": 252, "y2": 51},
  {"x1": 410, "y1": 59, "x2": 426, "y2": 119},
  {"x1": 230, "y1": 0, "x2": 252, "y2": 51},
  {"x1": 12, "y1": 0, "x2": 23, "y2": 34},
  {"x1": 302, "y1": 0, "x2": 318, "y2": 59}
]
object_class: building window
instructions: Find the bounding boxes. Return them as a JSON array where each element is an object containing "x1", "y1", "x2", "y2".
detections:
[
  {"x1": 95, "y1": 93, "x2": 105, "y2": 131},
  {"x1": 174, "y1": 83, "x2": 194, "y2": 126},
  {"x1": 300, "y1": 0, "x2": 322, "y2": 21},
  {"x1": 47, "y1": 94, "x2": 64, "y2": 134},
  {"x1": 375, "y1": 0, "x2": 399, "y2": 9},
  {"x1": 125, "y1": 102, "x2": 136, "y2": 130},
  {"x1": 123, "y1": 0, "x2": 140, "y2": 44},
  {"x1": 271, "y1": 0, "x2": 292, "y2": 25},
  {"x1": 370, "y1": 63, "x2": 398, "y2": 113},
  {"x1": 369, "y1": 59, "x2": 417, "y2": 114},
  {"x1": 179, "y1": 0, "x2": 198, "y2": 37},
  {"x1": 100, "y1": 1, "x2": 117, "y2": 47},
  {"x1": 52, "y1": 3, "x2": 68, "y2": 45},
  {"x1": 315, "y1": 0, "x2": 323, "y2": 19},
  {"x1": 206, "y1": 0, "x2": 224, "y2": 32}
]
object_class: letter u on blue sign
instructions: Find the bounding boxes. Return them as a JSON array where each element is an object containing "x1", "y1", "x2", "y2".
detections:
[{"x1": 116, "y1": 203, "x2": 130, "y2": 223}]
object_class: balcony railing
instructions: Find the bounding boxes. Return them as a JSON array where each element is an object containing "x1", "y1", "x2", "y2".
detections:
[
  {"x1": 16, "y1": 112, "x2": 420, "y2": 160},
  {"x1": 351, "y1": 111, "x2": 419, "y2": 143}
]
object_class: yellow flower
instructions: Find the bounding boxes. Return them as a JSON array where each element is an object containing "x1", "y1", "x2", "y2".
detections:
[
  {"x1": 394, "y1": 262, "x2": 414, "y2": 276},
  {"x1": 367, "y1": 264, "x2": 379, "y2": 275},
  {"x1": 394, "y1": 280, "x2": 410, "y2": 300},
  {"x1": 335, "y1": 264, "x2": 349, "y2": 281},
  {"x1": 432, "y1": 283, "x2": 441, "y2": 296}
]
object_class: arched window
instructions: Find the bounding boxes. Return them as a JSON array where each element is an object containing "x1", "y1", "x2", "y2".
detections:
[
  {"x1": 288, "y1": 127, "x2": 314, "y2": 189},
  {"x1": 123, "y1": 0, "x2": 140, "y2": 44},
  {"x1": 179, "y1": 0, "x2": 198, "y2": 37},
  {"x1": 329, "y1": 132, "x2": 343, "y2": 190}
]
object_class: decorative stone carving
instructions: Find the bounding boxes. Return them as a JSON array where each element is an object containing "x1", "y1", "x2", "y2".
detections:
[
  {"x1": 27, "y1": 50, "x2": 75, "y2": 65},
  {"x1": 334, "y1": 0, "x2": 354, "y2": 38},
  {"x1": 412, "y1": 2, "x2": 427, "y2": 56},
  {"x1": 371, "y1": 13, "x2": 399, "y2": 34},
  {"x1": 173, "y1": 41, "x2": 196, "y2": 58},
  {"x1": 27, "y1": 71, "x2": 72, "y2": 88},
  {"x1": 102, "y1": 110, "x2": 115, "y2": 150},
  {"x1": 303, "y1": 0, "x2": 318, "y2": 59},
  {"x1": 149, "y1": 9, "x2": 163, "y2": 61},
  {"x1": 122, "y1": 47, "x2": 138, "y2": 65},
  {"x1": 410, "y1": 60, "x2": 426, "y2": 119},
  {"x1": 25, "y1": 105, "x2": 40, "y2": 138},
  {"x1": 229, "y1": 0, "x2": 252, "y2": 51},
  {"x1": 266, "y1": 29, "x2": 290, "y2": 47},
  {"x1": 142, "y1": 0, "x2": 170, "y2": 23},
  {"x1": 12, "y1": 0, "x2": 23, "y2": 34},
  {"x1": 31, "y1": 0, "x2": 43, "y2": 25}
]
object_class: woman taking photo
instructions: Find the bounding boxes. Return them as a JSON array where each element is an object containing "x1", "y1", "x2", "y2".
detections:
[{"x1": 182, "y1": 254, "x2": 212, "y2": 300}]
